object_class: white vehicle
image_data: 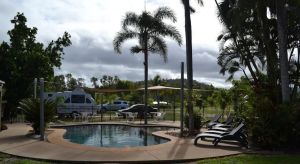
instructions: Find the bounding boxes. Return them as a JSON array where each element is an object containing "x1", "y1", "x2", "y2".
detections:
[
  {"x1": 101, "y1": 100, "x2": 129, "y2": 111},
  {"x1": 46, "y1": 87, "x2": 101, "y2": 116}
]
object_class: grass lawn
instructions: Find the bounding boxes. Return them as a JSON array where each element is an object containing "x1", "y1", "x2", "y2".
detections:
[
  {"x1": 0, "y1": 152, "x2": 49, "y2": 164},
  {"x1": 198, "y1": 154, "x2": 300, "y2": 164}
]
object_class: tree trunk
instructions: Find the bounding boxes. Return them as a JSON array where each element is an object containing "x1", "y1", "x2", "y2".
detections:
[
  {"x1": 257, "y1": 3, "x2": 279, "y2": 103},
  {"x1": 144, "y1": 48, "x2": 149, "y2": 125},
  {"x1": 276, "y1": 0, "x2": 290, "y2": 103},
  {"x1": 183, "y1": 0, "x2": 194, "y2": 133}
]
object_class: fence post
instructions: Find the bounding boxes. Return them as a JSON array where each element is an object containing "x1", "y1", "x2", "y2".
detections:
[
  {"x1": 180, "y1": 62, "x2": 184, "y2": 137},
  {"x1": 39, "y1": 78, "x2": 44, "y2": 141}
]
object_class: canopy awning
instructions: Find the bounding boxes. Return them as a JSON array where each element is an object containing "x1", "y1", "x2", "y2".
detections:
[{"x1": 137, "y1": 85, "x2": 180, "y2": 91}]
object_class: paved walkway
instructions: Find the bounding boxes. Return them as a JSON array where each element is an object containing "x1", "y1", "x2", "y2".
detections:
[{"x1": 0, "y1": 123, "x2": 244, "y2": 163}]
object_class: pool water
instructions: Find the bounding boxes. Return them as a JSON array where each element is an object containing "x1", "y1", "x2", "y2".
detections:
[{"x1": 63, "y1": 125, "x2": 173, "y2": 148}]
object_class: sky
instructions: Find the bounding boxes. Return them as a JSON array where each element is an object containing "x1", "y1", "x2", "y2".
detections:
[{"x1": 0, "y1": 0, "x2": 233, "y2": 88}]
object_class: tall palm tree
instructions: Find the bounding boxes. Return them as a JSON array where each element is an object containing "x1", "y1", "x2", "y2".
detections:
[
  {"x1": 181, "y1": 0, "x2": 203, "y2": 134},
  {"x1": 90, "y1": 76, "x2": 98, "y2": 88},
  {"x1": 113, "y1": 7, "x2": 182, "y2": 124}
]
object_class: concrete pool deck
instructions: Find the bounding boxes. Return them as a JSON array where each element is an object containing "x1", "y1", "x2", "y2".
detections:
[{"x1": 0, "y1": 122, "x2": 245, "y2": 163}]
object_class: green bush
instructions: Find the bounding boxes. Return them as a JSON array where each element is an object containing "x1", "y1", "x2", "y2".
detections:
[
  {"x1": 19, "y1": 98, "x2": 56, "y2": 134},
  {"x1": 243, "y1": 92, "x2": 300, "y2": 149},
  {"x1": 184, "y1": 112, "x2": 202, "y2": 130}
]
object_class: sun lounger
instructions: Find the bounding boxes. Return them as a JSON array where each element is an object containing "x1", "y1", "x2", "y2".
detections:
[
  {"x1": 209, "y1": 118, "x2": 244, "y2": 132},
  {"x1": 211, "y1": 113, "x2": 234, "y2": 128},
  {"x1": 206, "y1": 114, "x2": 222, "y2": 128},
  {"x1": 207, "y1": 113, "x2": 233, "y2": 129},
  {"x1": 194, "y1": 123, "x2": 248, "y2": 147}
]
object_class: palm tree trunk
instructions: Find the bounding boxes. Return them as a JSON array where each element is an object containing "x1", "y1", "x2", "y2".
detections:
[
  {"x1": 276, "y1": 0, "x2": 290, "y2": 103},
  {"x1": 183, "y1": 0, "x2": 194, "y2": 133},
  {"x1": 144, "y1": 40, "x2": 149, "y2": 125}
]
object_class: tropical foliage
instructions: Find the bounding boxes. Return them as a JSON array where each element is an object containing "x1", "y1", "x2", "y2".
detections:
[
  {"x1": 215, "y1": 0, "x2": 300, "y2": 148},
  {"x1": 215, "y1": 0, "x2": 300, "y2": 103},
  {"x1": 18, "y1": 98, "x2": 56, "y2": 134},
  {"x1": 113, "y1": 7, "x2": 182, "y2": 124},
  {"x1": 0, "y1": 13, "x2": 71, "y2": 120}
]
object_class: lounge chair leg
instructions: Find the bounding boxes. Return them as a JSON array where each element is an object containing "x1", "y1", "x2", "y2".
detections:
[
  {"x1": 213, "y1": 139, "x2": 220, "y2": 146},
  {"x1": 212, "y1": 138, "x2": 217, "y2": 144},
  {"x1": 194, "y1": 137, "x2": 200, "y2": 145}
]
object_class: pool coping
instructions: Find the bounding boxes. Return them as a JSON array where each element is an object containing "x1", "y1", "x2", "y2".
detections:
[{"x1": 0, "y1": 123, "x2": 245, "y2": 163}]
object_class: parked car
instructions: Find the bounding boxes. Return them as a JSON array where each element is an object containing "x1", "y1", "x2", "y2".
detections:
[
  {"x1": 118, "y1": 104, "x2": 158, "y2": 118},
  {"x1": 101, "y1": 100, "x2": 129, "y2": 111}
]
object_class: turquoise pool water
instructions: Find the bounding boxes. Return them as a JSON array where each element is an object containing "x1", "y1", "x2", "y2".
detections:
[{"x1": 63, "y1": 125, "x2": 173, "y2": 148}]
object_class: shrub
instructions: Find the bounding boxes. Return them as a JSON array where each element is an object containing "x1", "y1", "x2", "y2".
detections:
[
  {"x1": 19, "y1": 98, "x2": 56, "y2": 134},
  {"x1": 184, "y1": 112, "x2": 202, "y2": 130},
  {"x1": 243, "y1": 92, "x2": 300, "y2": 149}
]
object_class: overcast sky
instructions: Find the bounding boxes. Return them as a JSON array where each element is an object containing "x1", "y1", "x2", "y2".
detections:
[{"x1": 0, "y1": 0, "x2": 233, "y2": 88}]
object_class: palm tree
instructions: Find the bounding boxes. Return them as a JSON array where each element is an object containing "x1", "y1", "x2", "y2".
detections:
[
  {"x1": 152, "y1": 74, "x2": 162, "y2": 86},
  {"x1": 214, "y1": 0, "x2": 262, "y2": 83},
  {"x1": 90, "y1": 77, "x2": 98, "y2": 88},
  {"x1": 181, "y1": 0, "x2": 203, "y2": 134},
  {"x1": 113, "y1": 7, "x2": 182, "y2": 124}
]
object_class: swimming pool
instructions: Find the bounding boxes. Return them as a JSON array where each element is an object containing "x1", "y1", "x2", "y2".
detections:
[{"x1": 63, "y1": 125, "x2": 174, "y2": 148}]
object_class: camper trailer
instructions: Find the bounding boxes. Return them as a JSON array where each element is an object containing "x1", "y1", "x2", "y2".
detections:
[{"x1": 46, "y1": 87, "x2": 101, "y2": 116}]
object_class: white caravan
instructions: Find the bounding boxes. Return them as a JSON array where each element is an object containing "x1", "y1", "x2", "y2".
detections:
[{"x1": 46, "y1": 87, "x2": 101, "y2": 116}]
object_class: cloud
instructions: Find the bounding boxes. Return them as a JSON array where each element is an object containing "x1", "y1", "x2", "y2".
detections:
[
  {"x1": 56, "y1": 37, "x2": 229, "y2": 87},
  {"x1": 0, "y1": 0, "x2": 232, "y2": 87}
]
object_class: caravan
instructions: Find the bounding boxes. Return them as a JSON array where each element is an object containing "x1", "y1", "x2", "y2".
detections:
[{"x1": 46, "y1": 87, "x2": 101, "y2": 117}]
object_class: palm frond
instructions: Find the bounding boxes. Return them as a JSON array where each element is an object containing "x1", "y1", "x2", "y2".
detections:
[
  {"x1": 152, "y1": 24, "x2": 182, "y2": 45},
  {"x1": 113, "y1": 30, "x2": 138, "y2": 53},
  {"x1": 149, "y1": 36, "x2": 168, "y2": 62},
  {"x1": 197, "y1": 0, "x2": 204, "y2": 6},
  {"x1": 122, "y1": 12, "x2": 139, "y2": 30},
  {"x1": 130, "y1": 45, "x2": 143, "y2": 54},
  {"x1": 154, "y1": 7, "x2": 177, "y2": 22}
]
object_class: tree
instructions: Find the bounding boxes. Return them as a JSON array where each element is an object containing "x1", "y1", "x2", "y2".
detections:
[
  {"x1": 181, "y1": 0, "x2": 203, "y2": 133},
  {"x1": 65, "y1": 73, "x2": 77, "y2": 90},
  {"x1": 152, "y1": 74, "x2": 162, "y2": 86},
  {"x1": 90, "y1": 77, "x2": 99, "y2": 88},
  {"x1": 77, "y1": 78, "x2": 85, "y2": 87},
  {"x1": 0, "y1": 13, "x2": 71, "y2": 120},
  {"x1": 214, "y1": 0, "x2": 300, "y2": 104},
  {"x1": 113, "y1": 7, "x2": 182, "y2": 124},
  {"x1": 99, "y1": 75, "x2": 119, "y2": 88},
  {"x1": 276, "y1": 0, "x2": 290, "y2": 102}
]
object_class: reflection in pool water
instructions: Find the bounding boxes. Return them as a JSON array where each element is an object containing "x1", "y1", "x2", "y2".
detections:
[{"x1": 63, "y1": 125, "x2": 173, "y2": 148}]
